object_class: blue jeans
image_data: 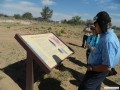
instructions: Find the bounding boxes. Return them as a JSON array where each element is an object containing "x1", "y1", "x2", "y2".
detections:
[
  {"x1": 86, "y1": 49, "x2": 91, "y2": 60},
  {"x1": 82, "y1": 35, "x2": 88, "y2": 48},
  {"x1": 78, "y1": 71, "x2": 108, "y2": 90}
]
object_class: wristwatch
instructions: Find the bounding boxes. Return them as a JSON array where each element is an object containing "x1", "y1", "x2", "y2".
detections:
[
  {"x1": 90, "y1": 66, "x2": 93, "y2": 71},
  {"x1": 87, "y1": 66, "x2": 93, "y2": 71}
]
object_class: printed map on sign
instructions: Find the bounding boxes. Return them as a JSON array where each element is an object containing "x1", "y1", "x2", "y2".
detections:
[{"x1": 21, "y1": 33, "x2": 73, "y2": 69}]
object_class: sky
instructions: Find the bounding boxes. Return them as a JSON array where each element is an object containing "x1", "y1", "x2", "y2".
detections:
[{"x1": 0, "y1": 0, "x2": 120, "y2": 26}]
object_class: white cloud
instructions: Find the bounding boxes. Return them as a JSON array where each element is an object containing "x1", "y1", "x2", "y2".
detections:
[
  {"x1": 108, "y1": 6, "x2": 118, "y2": 9},
  {"x1": 41, "y1": 0, "x2": 55, "y2": 6},
  {"x1": 112, "y1": 19, "x2": 120, "y2": 26},
  {"x1": 0, "y1": 2, "x2": 42, "y2": 17},
  {"x1": 108, "y1": 3, "x2": 120, "y2": 10},
  {"x1": 94, "y1": 0, "x2": 120, "y2": 10},
  {"x1": 0, "y1": 1, "x2": 70, "y2": 20},
  {"x1": 71, "y1": 13, "x2": 93, "y2": 20},
  {"x1": 0, "y1": 2, "x2": 72, "y2": 21},
  {"x1": 94, "y1": 0, "x2": 111, "y2": 4},
  {"x1": 99, "y1": 0, "x2": 106, "y2": 4},
  {"x1": 111, "y1": 13, "x2": 120, "y2": 26},
  {"x1": 19, "y1": 1, "x2": 35, "y2": 6},
  {"x1": 52, "y1": 12, "x2": 93, "y2": 21},
  {"x1": 52, "y1": 12, "x2": 72, "y2": 21},
  {"x1": 80, "y1": 0, "x2": 90, "y2": 4},
  {"x1": 5, "y1": 0, "x2": 13, "y2": 1},
  {"x1": 111, "y1": 13, "x2": 120, "y2": 17}
]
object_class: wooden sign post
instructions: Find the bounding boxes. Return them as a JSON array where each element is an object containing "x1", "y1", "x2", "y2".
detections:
[
  {"x1": 15, "y1": 33, "x2": 73, "y2": 90},
  {"x1": 26, "y1": 52, "x2": 34, "y2": 90}
]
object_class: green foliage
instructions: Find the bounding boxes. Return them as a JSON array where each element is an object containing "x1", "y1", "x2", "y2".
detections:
[
  {"x1": 61, "y1": 19, "x2": 67, "y2": 24},
  {"x1": 85, "y1": 19, "x2": 93, "y2": 26},
  {"x1": 48, "y1": 27, "x2": 52, "y2": 30},
  {"x1": 60, "y1": 29, "x2": 65, "y2": 33},
  {"x1": 0, "y1": 76, "x2": 4, "y2": 80},
  {"x1": 7, "y1": 26, "x2": 10, "y2": 29},
  {"x1": 0, "y1": 13, "x2": 8, "y2": 17},
  {"x1": 0, "y1": 13, "x2": 5, "y2": 17},
  {"x1": 117, "y1": 33, "x2": 120, "y2": 40},
  {"x1": 68, "y1": 16, "x2": 81, "y2": 25},
  {"x1": 41, "y1": 26, "x2": 45, "y2": 29},
  {"x1": 72, "y1": 16, "x2": 81, "y2": 24},
  {"x1": 56, "y1": 31, "x2": 61, "y2": 36},
  {"x1": 113, "y1": 25, "x2": 120, "y2": 40},
  {"x1": 22, "y1": 12, "x2": 33, "y2": 19},
  {"x1": 112, "y1": 25, "x2": 120, "y2": 31},
  {"x1": 41, "y1": 6, "x2": 53, "y2": 21},
  {"x1": 61, "y1": 16, "x2": 85, "y2": 25},
  {"x1": 14, "y1": 14, "x2": 21, "y2": 19}
]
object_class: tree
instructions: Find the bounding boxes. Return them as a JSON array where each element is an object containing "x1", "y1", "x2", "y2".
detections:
[
  {"x1": 112, "y1": 25, "x2": 117, "y2": 30},
  {"x1": 41, "y1": 6, "x2": 53, "y2": 21},
  {"x1": 72, "y1": 16, "x2": 81, "y2": 25},
  {"x1": 67, "y1": 16, "x2": 81, "y2": 25},
  {"x1": 14, "y1": 14, "x2": 21, "y2": 19},
  {"x1": 85, "y1": 19, "x2": 93, "y2": 26},
  {"x1": 61, "y1": 19, "x2": 67, "y2": 24},
  {"x1": 22, "y1": 12, "x2": 33, "y2": 19},
  {"x1": 0, "y1": 13, "x2": 4, "y2": 17},
  {"x1": 0, "y1": 13, "x2": 8, "y2": 17}
]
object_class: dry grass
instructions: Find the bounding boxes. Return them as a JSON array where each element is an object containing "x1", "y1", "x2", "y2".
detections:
[{"x1": 0, "y1": 21, "x2": 120, "y2": 90}]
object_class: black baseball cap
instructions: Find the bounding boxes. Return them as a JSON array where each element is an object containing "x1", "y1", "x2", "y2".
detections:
[
  {"x1": 94, "y1": 11, "x2": 111, "y2": 24},
  {"x1": 93, "y1": 11, "x2": 111, "y2": 33}
]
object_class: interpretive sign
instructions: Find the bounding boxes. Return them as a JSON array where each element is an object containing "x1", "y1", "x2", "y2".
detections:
[
  {"x1": 15, "y1": 33, "x2": 73, "y2": 73},
  {"x1": 15, "y1": 33, "x2": 73, "y2": 90}
]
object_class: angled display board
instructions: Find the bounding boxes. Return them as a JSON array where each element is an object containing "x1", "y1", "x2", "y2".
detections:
[{"x1": 15, "y1": 33, "x2": 73, "y2": 73}]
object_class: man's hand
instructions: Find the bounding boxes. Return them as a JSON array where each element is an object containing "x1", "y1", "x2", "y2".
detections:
[{"x1": 86, "y1": 44, "x2": 90, "y2": 48}]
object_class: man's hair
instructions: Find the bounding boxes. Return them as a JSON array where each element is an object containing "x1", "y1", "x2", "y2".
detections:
[{"x1": 94, "y1": 11, "x2": 111, "y2": 33}]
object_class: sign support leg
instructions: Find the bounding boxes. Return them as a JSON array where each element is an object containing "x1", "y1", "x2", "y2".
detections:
[{"x1": 26, "y1": 52, "x2": 34, "y2": 90}]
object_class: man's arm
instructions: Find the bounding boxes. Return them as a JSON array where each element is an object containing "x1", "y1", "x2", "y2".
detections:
[{"x1": 87, "y1": 65, "x2": 111, "y2": 72}]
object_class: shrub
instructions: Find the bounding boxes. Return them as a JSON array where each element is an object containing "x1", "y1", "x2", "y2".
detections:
[
  {"x1": 48, "y1": 27, "x2": 52, "y2": 30},
  {"x1": 7, "y1": 26, "x2": 10, "y2": 29},
  {"x1": 56, "y1": 31, "x2": 61, "y2": 36},
  {"x1": 60, "y1": 29, "x2": 65, "y2": 33},
  {"x1": 41, "y1": 26, "x2": 45, "y2": 29}
]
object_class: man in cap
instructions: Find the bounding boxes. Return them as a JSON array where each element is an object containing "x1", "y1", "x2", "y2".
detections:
[{"x1": 78, "y1": 11, "x2": 120, "y2": 90}]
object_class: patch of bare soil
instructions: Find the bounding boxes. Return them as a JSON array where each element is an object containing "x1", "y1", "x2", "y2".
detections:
[{"x1": 0, "y1": 22, "x2": 120, "y2": 90}]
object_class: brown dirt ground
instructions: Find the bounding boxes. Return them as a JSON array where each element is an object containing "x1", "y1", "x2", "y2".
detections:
[{"x1": 0, "y1": 22, "x2": 120, "y2": 90}]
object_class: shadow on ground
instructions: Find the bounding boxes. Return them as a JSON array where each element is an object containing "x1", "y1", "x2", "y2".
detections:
[
  {"x1": 2, "y1": 58, "x2": 119, "y2": 90},
  {"x1": 2, "y1": 59, "x2": 64, "y2": 90},
  {"x1": 67, "y1": 57, "x2": 120, "y2": 88},
  {"x1": 103, "y1": 78, "x2": 120, "y2": 87},
  {"x1": 2, "y1": 60, "x2": 26, "y2": 90},
  {"x1": 68, "y1": 57, "x2": 87, "y2": 68},
  {"x1": 56, "y1": 63, "x2": 84, "y2": 87},
  {"x1": 68, "y1": 43, "x2": 80, "y2": 47},
  {"x1": 39, "y1": 78, "x2": 64, "y2": 90}
]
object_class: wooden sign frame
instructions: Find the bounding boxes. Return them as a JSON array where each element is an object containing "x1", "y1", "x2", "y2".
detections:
[{"x1": 15, "y1": 33, "x2": 73, "y2": 90}]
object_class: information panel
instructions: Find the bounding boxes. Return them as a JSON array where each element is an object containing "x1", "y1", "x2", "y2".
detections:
[{"x1": 20, "y1": 33, "x2": 73, "y2": 69}]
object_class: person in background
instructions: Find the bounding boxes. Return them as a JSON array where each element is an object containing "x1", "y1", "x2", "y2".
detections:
[
  {"x1": 78, "y1": 11, "x2": 120, "y2": 90},
  {"x1": 81, "y1": 25, "x2": 91, "y2": 48},
  {"x1": 86, "y1": 25, "x2": 100, "y2": 60}
]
